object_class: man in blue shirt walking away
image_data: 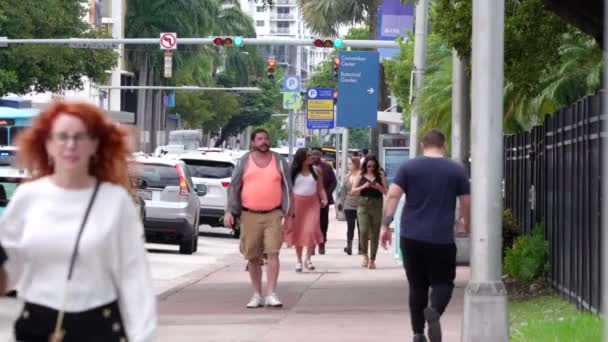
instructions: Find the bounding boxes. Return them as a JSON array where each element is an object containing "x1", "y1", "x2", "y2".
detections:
[{"x1": 380, "y1": 129, "x2": 471, "y2": 342}]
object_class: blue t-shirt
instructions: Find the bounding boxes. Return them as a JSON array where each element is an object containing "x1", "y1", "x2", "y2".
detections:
[{"x1": 393, "y1": 156, "x2": 470, "y2": 244}]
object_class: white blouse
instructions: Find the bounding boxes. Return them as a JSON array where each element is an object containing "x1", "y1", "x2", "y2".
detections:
[
  {"x1": 0, "y1": 177, "x2": 157, "y2": 342},
  {"x1": 293, "y1": 173, "x2": 317, "y2": 196}
]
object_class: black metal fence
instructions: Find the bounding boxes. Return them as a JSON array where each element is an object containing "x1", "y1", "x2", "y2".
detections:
[{"x1": 504, "y1": 91, "x2": 604, "y2": 312}]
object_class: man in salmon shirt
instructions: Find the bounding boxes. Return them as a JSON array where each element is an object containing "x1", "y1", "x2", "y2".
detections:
[{"x1": 224, "y1": 128, "x2": 292, "y2": 309}]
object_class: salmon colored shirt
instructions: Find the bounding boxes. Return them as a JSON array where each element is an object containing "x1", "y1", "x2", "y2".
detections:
[{"x1": 241, "y1": 154, "x2": 283, "y2": 211}]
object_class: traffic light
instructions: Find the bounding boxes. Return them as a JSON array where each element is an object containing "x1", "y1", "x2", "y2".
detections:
[
  {"x1": 267, "y1": 59, "x2": 276, "y2": 79},
  {"x1": 333, "y1": 58, "x2": 340, "y2": 79},
  {"x1": 313, "y1": 38, "x2": 343, "y2": 48},
  {"x1": 213, "y1": 37, "x2": 243, "y2": 46},
  {"x1": 333, "y1": 90, "x2": 338, "y2": 104}
]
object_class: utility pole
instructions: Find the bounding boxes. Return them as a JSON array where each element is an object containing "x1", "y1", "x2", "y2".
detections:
[
  {"x1": 461, "y1": 0, "x2": 509, "y2": 340},
  {"x1": 410, "y1": 0, "x2": 429, "y2": 159},
  {"x1": 602, "y1": 0, "x2": 608, "y2": 339},
  {"x1": 451, "y1": 50, "x2": 469, "y2": 166}
]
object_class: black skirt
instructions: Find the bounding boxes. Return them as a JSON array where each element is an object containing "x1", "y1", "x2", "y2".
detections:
[{"x1": 14, "y1": 301, "x2": 128, "y2": 342}]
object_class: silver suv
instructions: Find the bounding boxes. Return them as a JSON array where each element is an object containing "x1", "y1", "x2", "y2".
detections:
[
  {"x1": 130, "y1": 157, "x2": 202, "y2": 255},
  {"x1": 178, "y1": 153, "x2": 234, "y2": 233}
]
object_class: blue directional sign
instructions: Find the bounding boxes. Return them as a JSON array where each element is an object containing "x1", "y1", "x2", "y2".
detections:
[
  {"x1": 306, "y1": 88, "x2": 334, "y2": 129},
  {"x1": 336, "y1": 51, "x2": 380, "y2": 128},
  {"x1": 284, "y1": 75, "x2": 301, "y2": 92}
]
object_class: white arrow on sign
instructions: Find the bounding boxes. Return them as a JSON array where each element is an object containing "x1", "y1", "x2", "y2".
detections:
[{"x1": 367, "y1": 88, "x2": 375, "y2": 95}]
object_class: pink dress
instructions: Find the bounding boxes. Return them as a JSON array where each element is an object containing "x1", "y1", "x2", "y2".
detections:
[{"x1": 284, "y1": 173, "x2": 324, "y2": 248}]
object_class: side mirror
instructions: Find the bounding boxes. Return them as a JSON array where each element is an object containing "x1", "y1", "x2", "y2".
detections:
[{"x1": 196, "y1": 184, "x2": 207, "y2": 197}]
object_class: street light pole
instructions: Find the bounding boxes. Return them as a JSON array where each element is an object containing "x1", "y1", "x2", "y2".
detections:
[
  {"x1": 409, "y1": 0, "x2": 429, "y2": 159},
  {"x1": 602, "y1": 0, "x2": 608, "y2": 340},
  {"x1": 461, "y1": 0, "x2": 509, "y2": 340},
  {"x1": 451, "y1": 49, "x2": 469, "y2": 165}
]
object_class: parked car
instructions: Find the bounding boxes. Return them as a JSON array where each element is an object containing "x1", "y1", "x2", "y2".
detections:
[
  {"x1": 178, "y1": 152, "x2": 236, "y2": 236},
  {"x1": 129, "y1": 157, "x2": 203, "y2": 254}
]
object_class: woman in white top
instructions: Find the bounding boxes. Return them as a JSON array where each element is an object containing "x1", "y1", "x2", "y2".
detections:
[
  {"x1": 0, "y1": 101, "x2": 157, "y2": 342},
  {"x1": 283, "y1": 148, "x2": 328, "y2": 272}
]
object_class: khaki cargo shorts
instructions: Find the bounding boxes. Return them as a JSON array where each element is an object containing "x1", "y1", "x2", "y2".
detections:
[{"x1": 239, "y1": 209, "x2": 284, "y2": 260}]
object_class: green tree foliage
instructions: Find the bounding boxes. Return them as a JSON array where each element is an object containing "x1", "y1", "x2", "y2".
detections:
[
  {"x1": 349, "y1": 128, "x2": 369, "y2": 149},
  {"x1": 258, "y1": 116, "x2": 287, "y2": 147},
  {"x1": 213, "y1": 76, "x2": 282, "y2": 147},
  {"x1": 384, "y1": 0, "x2": 603, "y2": 138},
  {"x1": 0, "y1": 0, "x2": 117, "y2": 96},
  {"x1": 433, "y1": 0, "x2": 567, "y2": 97}
]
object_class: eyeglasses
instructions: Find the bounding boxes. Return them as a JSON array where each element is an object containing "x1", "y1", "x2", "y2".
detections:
[{"x1": 50, "y1": 132, "x2": 92, "y2": 145}]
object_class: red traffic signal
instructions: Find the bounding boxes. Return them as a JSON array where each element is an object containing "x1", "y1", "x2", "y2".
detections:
[
  {"x1": 313, "y1": 39, "x2": 335, "y2": 48},
  {"x1": 213, "y1": 37, "x2": 233, "y2": 46}
]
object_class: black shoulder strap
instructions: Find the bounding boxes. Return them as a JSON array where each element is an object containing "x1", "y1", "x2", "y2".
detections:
[{"x1": 67, "y1": 180, "x2": 101, "y2": 280}]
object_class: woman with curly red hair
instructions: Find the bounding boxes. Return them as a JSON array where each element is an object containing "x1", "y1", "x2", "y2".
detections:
[{"x1": 0, "y1": 101, "x2": 157, "y2": 341}]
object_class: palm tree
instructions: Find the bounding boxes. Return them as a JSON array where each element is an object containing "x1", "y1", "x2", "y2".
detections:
[
  {"x1": 125, "y1": 0, "x2": 257, "y2": 151},
  {"x1": 298, "y1": 0, "x2": 380, "y2": 38},
  {"x1": 126, "y1": 0, "x2": 206, "y2": 151}
]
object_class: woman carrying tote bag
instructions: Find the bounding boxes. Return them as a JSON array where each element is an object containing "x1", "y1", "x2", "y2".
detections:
[{"x1": 0, "y1": 101, "x2": 157, "y2": 342}]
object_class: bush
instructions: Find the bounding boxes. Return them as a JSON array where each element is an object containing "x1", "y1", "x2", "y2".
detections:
[
  {"x1": 503, "y1": 209, "x2": 523, "y2": 256},
  {"x1": 504, "y1": 224, "x2": 548, "y2": 282}
]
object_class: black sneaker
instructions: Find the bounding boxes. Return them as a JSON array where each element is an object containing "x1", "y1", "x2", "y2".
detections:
[
  {"x1": 413, "y1": 334, "x2": 427, "y2": 342},
  {"x1": 424, "y1": 307, "x2": 442, "y2": 342}
]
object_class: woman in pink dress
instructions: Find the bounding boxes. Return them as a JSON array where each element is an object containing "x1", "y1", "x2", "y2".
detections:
[{"x1": 284, "y1": 148, "x2": 328, "y2": 272}]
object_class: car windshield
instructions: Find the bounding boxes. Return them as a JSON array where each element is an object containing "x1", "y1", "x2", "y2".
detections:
[
  {"x1": 0, "y1": 177, "x2": 22, "y2": 207},
  {"x1": 182, "y1": 159, "x2": 234, "y2": 179},
  {"x1": 130, "y1": 163, "x2": 179, "y2": 188}
]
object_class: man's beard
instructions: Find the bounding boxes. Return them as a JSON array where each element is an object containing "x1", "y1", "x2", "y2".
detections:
[{"x1": 254, "y1": 144, "x2": 270, "y2": 152}]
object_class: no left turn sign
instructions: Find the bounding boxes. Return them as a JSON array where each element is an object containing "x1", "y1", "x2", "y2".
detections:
[{"x1": 160, "y1": 33, "x2": 177, "y2": 50}]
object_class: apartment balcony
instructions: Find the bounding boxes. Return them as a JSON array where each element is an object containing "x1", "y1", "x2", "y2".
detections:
[
  {"x1": 270, "y1": 27, "x2": 292, "y2": 35},
  {"x1": 270, "y1": 13, "x2": 295, "y2": 20}
]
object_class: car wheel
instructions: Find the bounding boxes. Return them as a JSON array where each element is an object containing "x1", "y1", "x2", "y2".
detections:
[{"x1": 179, "y1": 237, "x2": 195, "y2": 255}]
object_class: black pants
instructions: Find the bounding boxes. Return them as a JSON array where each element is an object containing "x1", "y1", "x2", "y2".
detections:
[
  {"x1": 344, "y1": 209, "x2": 359, "y2": 242},
  {"x1": 15, "y1": 301, "x2": 127, "y2": 342},
  {"x1": 401, "y1": 238, "x2": 457, "y2": 334},
  {"x1": 320, "y1": 206, "x2": 329, "y2": 244}
]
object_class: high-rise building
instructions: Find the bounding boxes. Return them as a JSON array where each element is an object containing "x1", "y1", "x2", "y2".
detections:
[{"x1": 239, "y1": 0, "x2": 331, "y2": 81}]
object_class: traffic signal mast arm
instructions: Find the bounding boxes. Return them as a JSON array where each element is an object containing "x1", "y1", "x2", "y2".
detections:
[{"x1": 0, "y1": 37, "x2": 399, "y2": 49}]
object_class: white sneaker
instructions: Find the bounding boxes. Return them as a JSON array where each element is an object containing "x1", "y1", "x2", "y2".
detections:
[
  {"x1": 265, "y1": 293, "x2": 283, "y2": 308},
  {"x1": 246, "y1": 293, "x2": 263, "y2": 309}
]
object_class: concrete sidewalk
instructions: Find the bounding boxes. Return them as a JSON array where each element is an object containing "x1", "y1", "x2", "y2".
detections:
[{"x1": 157, "y1": 209, "x2": 468, "y2": 342}]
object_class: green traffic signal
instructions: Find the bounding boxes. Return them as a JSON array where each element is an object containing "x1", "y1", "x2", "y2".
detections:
[
  {"x1": 234, "y1": 36, "x2": 243, "y2": 46},
  {"x1": 333, "y1": 39, "x2": 343, "y2": 48}
]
